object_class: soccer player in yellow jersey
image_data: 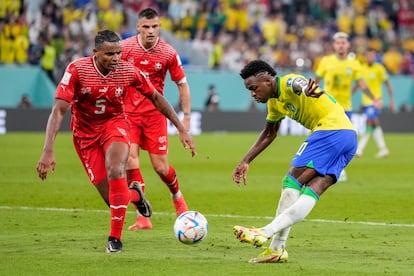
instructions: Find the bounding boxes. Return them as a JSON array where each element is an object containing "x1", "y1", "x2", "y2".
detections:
[
  {"x1": 315, "y1": 32, "x2": 379, "y2": 181},
  {"x1": 231, "y1": 60, "x2": 357, "y2": 263},
  {"x1": 355, "y1": 49, "x2": 395, "y2": 158},
  {"x1": 315, "y1": 32, "x2": 378, "y2": 118}
]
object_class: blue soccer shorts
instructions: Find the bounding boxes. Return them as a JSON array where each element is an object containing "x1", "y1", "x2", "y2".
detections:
[
  {"x1": 291, "y1": 129, "x2": 357, "y2": 183},
  {"x1": 362, "y1": 105, "x2": 379, "y2": 120}
]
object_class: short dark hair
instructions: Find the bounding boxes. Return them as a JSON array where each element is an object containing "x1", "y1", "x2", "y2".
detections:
[
  {"x1": 139, "y1": 8, "x2": 159, "y2": 19},
  {"x1": 95, "y1": 30, "x2": 120, "y2": 49},
  {"x1": 240, "y1": 60, "x2": 277, "y2": 79}
]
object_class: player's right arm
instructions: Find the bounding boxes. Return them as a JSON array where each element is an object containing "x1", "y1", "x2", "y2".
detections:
[
  {"x1": 232, "y1": 121, "x2": 281, "y2": 186},
  {"x1": 37, "y1": 99, "x2": 70, "y2": 180}
]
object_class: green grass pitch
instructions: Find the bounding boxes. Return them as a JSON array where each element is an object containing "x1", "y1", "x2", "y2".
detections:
[{"x1": 0, "y1": 132, "x2": 413, "y2": 275}]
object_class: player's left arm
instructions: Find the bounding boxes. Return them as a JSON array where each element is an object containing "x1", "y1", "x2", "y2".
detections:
[
  {"x1": 356, "y1": 78, "x2": 382, "y2": 108},
  {"x1": 176, "y1": 79, "x2": 191, "y2": 131},
  {"x1": 384, "y1": 79, "x2": 395, "y2": 112}
]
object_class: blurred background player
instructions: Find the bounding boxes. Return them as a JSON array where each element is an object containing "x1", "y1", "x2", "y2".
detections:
[
  {"x1": 122, "y1": 8, "x2": 193, "y2": 230},
  {"x1": 354, "y1": 49, "x2": 395, "y2": 158},
  {"x1": 36, "y1": 30, "x2": 195, "y2": 253},
  {"x1": 232, "y1": 60, "x2": 357, "y2": 263},
  {"x1": 315, "y1": 32, "x2": 379, "y2": 181},
  {"x1": 204, "y1": 84, "x2": 220, "y2": 111}
]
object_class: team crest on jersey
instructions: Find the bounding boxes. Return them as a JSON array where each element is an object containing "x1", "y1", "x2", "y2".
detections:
[
  {"x1": 127, "y1": 58, "x2": 134, "y2": 64},
  {"x1": 286, "y1": 78, "x2": 293, "y2": 87},
  {"x1": 346, "y1": 68, "x2": 352, "y2": 75},
  {"x1": 115, "y1": 87, "x2": 123, "y2": 97},
  {"x1": 81, "y1": 87, "x2": 91, "y2": 94},
  {"x1": 286, "y1": 103, "x2": 296, "y2": 113},
  {"x1": 155, "y1": 62, "x2": 162, "y2": 71}
]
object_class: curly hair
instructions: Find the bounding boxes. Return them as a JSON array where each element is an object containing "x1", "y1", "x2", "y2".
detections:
[{"x1": 240, "y1": 60, "x2": 277, "y2": 79}]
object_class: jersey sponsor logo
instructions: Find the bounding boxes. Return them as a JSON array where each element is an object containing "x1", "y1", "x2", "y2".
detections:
[
  {"x1": 115, "y1": 87, "x2": 123, "y2": 97},
  {"x1": 61, "y1": 72, "x2": 72, "y2": 85},
  {"x1": 99, "y1": 87, "x2": 108, "y2": 93}
]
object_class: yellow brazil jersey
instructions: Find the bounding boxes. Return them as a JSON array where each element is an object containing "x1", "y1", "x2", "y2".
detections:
[
  {"x1": 266, "y1": 74, "x2": 356, "y2": 132},
  {"x1": 360, "y1": 62, "x2": 388, "y2": 106},
  {"x1": 315, "y1": 54, "x2": 363, "y2": 111}
]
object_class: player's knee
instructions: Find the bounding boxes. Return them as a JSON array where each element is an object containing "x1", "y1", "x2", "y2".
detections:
[{"x1": 106, "y1": 163, "x2": 126, "y2": 180}]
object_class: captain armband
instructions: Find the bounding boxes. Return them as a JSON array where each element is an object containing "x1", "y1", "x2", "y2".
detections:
[{"x1": 177, "y1": 77, "x2": 187, "y2": 84}]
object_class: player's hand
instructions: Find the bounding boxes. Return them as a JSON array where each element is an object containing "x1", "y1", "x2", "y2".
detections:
[
  {"x1": 178, "y1": 131, "x2": 197, "y2": 157},
  {"x1": 304, "y1": 78, "x2": 324, "y2": 98},
  {"x1": 373, "y1": 98, "x2": 383, "y2": 109},
  {"x1": 389, "y1": 100, "x2": 395, "y2": 113},
  {"x1": 36, "y1": 152, "x2": 56, "y2": 180},
  {"x1": 232, "y1": 162, "x2": 249, "y2": 186}
]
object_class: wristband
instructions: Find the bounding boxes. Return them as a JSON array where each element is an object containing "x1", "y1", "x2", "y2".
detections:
[{"x1": 183, "y1": 112, "x2": 191, "y2": 116}]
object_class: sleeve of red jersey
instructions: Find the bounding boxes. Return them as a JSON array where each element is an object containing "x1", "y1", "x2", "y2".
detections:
[
  {"x1": 55, "y1": 62, "x2": 78, "y2": 103},
  {"x1": 134, "y1": 67, "x2": 157, "y2": 97},
  {"x1": 169, "y1": 53, "x2": 186, "y2": 82}
]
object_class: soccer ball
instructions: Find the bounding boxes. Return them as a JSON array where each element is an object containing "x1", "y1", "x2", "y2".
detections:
[{"x1": 173, "y1": 211, "x2": 208, "y2": 245}]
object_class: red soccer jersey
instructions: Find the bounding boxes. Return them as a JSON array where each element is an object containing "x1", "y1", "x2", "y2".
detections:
[
  {"x1": 122, "y1": 36, "x2": 186, "y2": 114},
  {"x1": 55, "y1": 56, "x2": 156, "y2": 137}
]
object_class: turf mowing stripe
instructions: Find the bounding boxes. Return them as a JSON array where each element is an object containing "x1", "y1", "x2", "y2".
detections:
[{"x1": 1, "y1": 205, "x2": 413, "y2": 228}]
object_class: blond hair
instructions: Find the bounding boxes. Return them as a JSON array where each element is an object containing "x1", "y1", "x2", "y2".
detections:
[{"x1": 333, "y1": 32, "x2": 349, "y2": 41}]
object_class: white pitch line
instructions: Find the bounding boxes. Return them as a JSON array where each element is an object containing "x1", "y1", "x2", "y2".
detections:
[{"x1": 1, "y1": 205, "x2": 414, "y2": 228}]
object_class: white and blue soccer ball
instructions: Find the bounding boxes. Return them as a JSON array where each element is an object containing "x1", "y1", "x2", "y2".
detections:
[{"x1": 174, "y1": 211, "x2": 208, "y2": 245}]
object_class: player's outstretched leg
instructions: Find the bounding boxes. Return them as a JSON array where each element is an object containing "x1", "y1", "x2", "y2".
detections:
[{"x1": 233, "y1": 226, "x2": 269, "y2": 247}]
